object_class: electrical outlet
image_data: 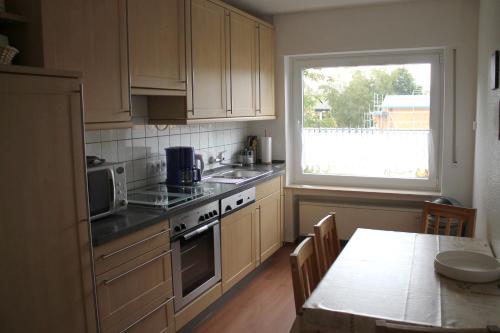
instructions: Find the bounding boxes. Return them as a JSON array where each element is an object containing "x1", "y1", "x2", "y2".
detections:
[{"x1": 147, "y1": 159, "x2": 163, "y2": 177}]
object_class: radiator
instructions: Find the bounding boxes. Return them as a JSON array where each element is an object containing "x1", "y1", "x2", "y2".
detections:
[{"x1": 299, "y1": 201, "x2": 422, "y2": 240}]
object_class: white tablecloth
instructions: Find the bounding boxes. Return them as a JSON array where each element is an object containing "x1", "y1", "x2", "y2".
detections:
[{"x1": 294, "y1": 229, "x2": 500, "y2": 333}]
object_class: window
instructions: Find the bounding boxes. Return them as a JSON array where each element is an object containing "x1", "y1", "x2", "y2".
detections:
[{"x1": 289, "y1": 50, "x2": 443, "y2": 190}]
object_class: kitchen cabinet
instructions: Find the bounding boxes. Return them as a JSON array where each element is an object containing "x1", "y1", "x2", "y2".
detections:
[
  {"x1": 254, "y1": 176, "x2": 283, "y2": 265},
  {"x1": 221, "y1": 203, "x2": 257, "y2": 293},
  {"x1": 41, "y1": 0, "x2": 131, "y2": 129},
  {"x1": 188, "y1": 0, "x2": 228, "y2": 119},
  {"x1": 93, "y1": 221, "x2": 174, "y2": 333},
  {"x1": 257, "y1": 191, "x2": 281, "y2": 263},
  {"x1": 0, "y1": 66, "x2": 97, "y2": 332},
  {"x1": 148, "y1": 0, "x2": 276, "y2": 124},
  {"x1": 228, "y1": 11, "x2": 257, "y2": 117},
  {"x1": 128, "y1": 0, "x2": 186, "y2": 94},
  {"x1": 257, "y1": 24, "x2": 275, "y2": 116}
]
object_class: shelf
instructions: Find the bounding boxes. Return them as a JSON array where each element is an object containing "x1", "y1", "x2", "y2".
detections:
[{"x1": 0, "y1": 11, "x2": 27, "y2": 24}]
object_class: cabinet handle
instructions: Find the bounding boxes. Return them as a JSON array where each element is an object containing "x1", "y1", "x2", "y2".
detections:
[
  {"x1": 103, "y1": 249, "x2": 173, "y2": 285},
  {"x1": 119, "y1": 296, "x2": 175, "y2": 333},
  {"x1": 100, "y1": 229, "x2": 170, "y2": 260}
]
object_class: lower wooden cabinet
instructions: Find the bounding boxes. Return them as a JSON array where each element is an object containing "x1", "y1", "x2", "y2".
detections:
[
  {"x1": 221, "y1": 203, "x2": 257, "y2": 293},
  {"x1": 220, "y1": 177, "x2": 284, "y2": 294},
  {"x1": 95, "y1": 245, "x2": 173, "y2": 333},
  {"x1": 125, "y1": 297, "x2": 175, "y2": 333},
  {"x1": 257, "y1": 190, "x2": 281, "y2": 263}
]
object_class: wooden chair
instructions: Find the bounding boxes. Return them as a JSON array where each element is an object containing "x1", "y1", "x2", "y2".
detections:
[
  {"x1": 376, "y1": 320, "x2": 500, "y2": 333},
  {"x1": 314, "y1": 213, "x2": 341, "y2": 275},
  {"x1": 421, "y1": 201, "x2": 477, "y2": 238},
  {"x1": 289, "y1": 236, "x2": 321, "y2": 315}
]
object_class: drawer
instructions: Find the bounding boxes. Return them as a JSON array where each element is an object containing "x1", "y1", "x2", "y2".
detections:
[
  {"x1": 256, "y1": 176, "x2": 281, "y2": 201},
  {"x1": 96, "y1": 245, "x2": 173, "y2": 333},
  {"x1": 94, "y1": 221, "x2": 170, "y2": 275},
  {"x1": 116, "y1": 295, "x2": 175, "y2": 333}
]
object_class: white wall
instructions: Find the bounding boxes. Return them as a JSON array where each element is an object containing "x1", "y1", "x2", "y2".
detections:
[
  {"x1": 473, "y1": 0, "x2": 500, "y2": 250},
  {"x1": 250, "y1": 0, "x2": 479, "y2": 205}
]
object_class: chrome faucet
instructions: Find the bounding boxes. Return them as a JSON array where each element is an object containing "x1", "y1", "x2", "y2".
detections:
[{"x1": 212, "y1": 151, "x2": 243, "y2": 167}]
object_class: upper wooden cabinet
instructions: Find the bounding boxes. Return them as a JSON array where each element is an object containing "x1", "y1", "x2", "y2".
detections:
[
  {"x1": 228, "y1": 11, "x2": 257, "y2": 118},
  {"x1": 41, "y1": 0, "x2": 131, "y2": 129},
  {"x1": 128, "y1": 0, "x2": 186, "y2": 93},
  {"x1": 148, "y1": 0, "x2": 275, "y2": 124},
  {"x1": 257, "y1": 24, "x2": 275, "y2": 116},
  {"x1": 187, "y1": 0, "x2": 228, "y2": 119}
]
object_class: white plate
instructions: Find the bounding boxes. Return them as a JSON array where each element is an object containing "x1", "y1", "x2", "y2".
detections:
[{"x1": 434, "y1": 250, "x2": 500, "y2": 283}]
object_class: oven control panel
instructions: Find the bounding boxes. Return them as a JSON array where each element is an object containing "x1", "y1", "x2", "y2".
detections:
[
  {"x1": 170, "y1": 201, "x2": 219, "y2": 236},
  {"x1": 221, "y1": 187, "x2": 256, "y2": 216}
]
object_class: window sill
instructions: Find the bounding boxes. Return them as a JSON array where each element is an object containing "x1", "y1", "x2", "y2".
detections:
[{"x1": 284, "y1": 183, "x2": 440, "y2": 202}]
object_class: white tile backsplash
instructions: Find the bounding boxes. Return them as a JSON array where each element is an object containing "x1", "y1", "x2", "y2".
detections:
[
  {"x1": 85, "y1": 142, "x2": 101, "y2": 157},
  {"x1": 145, "y1": 137, "x2": 159, "y2": 157},
  {"x1": 101, "y1": 129, "x2": 118, "y2": 142},
  {"x1": 199, "y1": 132, "x2": 209, "y2": 149},
  {"x1": 85, "y1": 130, "x2": 101, "y2": 143},
  {"x1": 85, "y1": 119, "x2": 250, "y2": 190},
  {"x1": 132, "y1": 138, "x2": 147, "y2": 159},
  {"x1": 180, "y1": 133, "x2": 190, "y2": 146},
  {"x1": 158, "y1": 136, "x2": 169, "y2": 154},
  {"x1": 117, "y1": 139, "x2": 133, "y2": 162},
  {"x1": 102, "y1": 141, "x2": 118, "y2": 162}
]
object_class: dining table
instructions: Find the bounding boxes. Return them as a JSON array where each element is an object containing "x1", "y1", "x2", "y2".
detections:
[{"x1": 291, "y1": 228, "x2": 500, "y2": 333}]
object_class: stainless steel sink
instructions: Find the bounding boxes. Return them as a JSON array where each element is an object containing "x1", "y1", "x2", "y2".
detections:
[{"x1": 204, "y1": 169, "x2": 272, "y2": 184}]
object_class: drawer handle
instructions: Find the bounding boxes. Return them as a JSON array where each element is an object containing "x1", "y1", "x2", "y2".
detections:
[
  {"x1": 119, "y1": 296, "x2": 175, "y2": 333},
  {"x1": 100, "y1": 229, "x2": 170, "y2": 260},
  {"x1": 103, "y1": 249, "x2": 173, "y2": 285}
]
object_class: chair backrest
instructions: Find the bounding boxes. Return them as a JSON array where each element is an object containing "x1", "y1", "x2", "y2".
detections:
[
  {"x1": 289, "y1": 236, "x2": 321, "y2": 315},
  {"x1": 376, "y1": 320, "x2": 499, "y2": 333},
  {"x1": 421, "y1": 201, "x2": 477, "y2": 238},
  {"x1": 314, "y1": 213, "x2": 341, "y2": 275}
]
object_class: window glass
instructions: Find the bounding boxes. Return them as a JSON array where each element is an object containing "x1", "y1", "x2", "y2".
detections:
[{"x1": 302, "y1": 64, "x2": 431, "y2": 179}]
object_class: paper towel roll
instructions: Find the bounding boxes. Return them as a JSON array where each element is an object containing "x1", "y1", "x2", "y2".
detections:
[{"x1": 260, "y1": 137, "x2": 272, "y2": 165}]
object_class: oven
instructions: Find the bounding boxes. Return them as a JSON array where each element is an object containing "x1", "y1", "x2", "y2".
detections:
[{"x1": 170, "y1": 201, "x2": 221, "y2": 312}]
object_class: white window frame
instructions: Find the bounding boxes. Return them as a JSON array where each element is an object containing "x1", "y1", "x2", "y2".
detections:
[{"x1": 288, "y1": 49, "x2": 443, "y2": 191}]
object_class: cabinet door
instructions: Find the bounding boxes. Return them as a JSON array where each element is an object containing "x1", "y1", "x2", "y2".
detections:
[
  {"x1": 221, "y1": 204, "x2": 256, "y2": 293},
  {"x1": 128, "y1": 0, "x2": 186, "y2": 91},
  {"x1": 0, "y1": 72, "x2": 97, "y2": 332},
  {"x1": 189, "y1": 0, "x2": 228, "y2": 119},
  {"x1": 96, "y1": 246, "x2": 173, "y2": 333},
  {"x1": 41, "y1": 0, "x2": 131, "y2": 125},
  {"x1": 259, "y1": 191, "x2": 281, "y2": 262},
  {"x1": 126, "y1": 298, "x2": 175, "y2": 333},
  {"x1": 228, "y1": 11, "x2": 256, "y2": 117},
  {"x1": 257, "y1": 24, "x2": 275, "y2": 116}
]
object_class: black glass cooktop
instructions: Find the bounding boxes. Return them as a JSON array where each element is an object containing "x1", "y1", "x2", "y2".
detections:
[{"x1": 127, "y1": 184, "x2": 212, "y2": 209}]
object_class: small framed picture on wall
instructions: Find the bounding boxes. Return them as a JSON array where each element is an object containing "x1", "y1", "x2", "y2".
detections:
[{"x1": 492, "y1": 50, "x2": 499, "y2": 90}]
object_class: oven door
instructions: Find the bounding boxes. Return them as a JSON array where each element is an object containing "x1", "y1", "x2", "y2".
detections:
[{"x1": 171, "y1": 220, "x2": 221, "y2": 312}]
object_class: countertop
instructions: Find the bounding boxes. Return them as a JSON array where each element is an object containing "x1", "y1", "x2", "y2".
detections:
[{"x1": 91, "y1": 162, "x2": 285, "y2": 246}]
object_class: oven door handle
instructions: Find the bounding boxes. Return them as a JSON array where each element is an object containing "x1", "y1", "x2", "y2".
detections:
[{"x1": 183, "y1": 220, "x2": 219, "y2": 240}]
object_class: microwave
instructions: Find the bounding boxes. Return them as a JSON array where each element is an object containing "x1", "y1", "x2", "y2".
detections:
[{"x1": 87, "y1": 162, "x2": 127, "y2": 221}]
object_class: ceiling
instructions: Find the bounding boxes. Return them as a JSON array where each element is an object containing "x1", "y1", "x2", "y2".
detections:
[{"x1": 223, "y1": 0, "x2": 412, "y2": 16}]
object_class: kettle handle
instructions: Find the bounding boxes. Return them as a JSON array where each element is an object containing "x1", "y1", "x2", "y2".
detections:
[{"x1": 195, "y1": 154, "x2": 204, "y2": 175}]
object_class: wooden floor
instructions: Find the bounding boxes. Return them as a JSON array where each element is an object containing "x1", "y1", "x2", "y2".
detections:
[{"x1": 191, "y1": 245, "x2": 296, "y2": 333}]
